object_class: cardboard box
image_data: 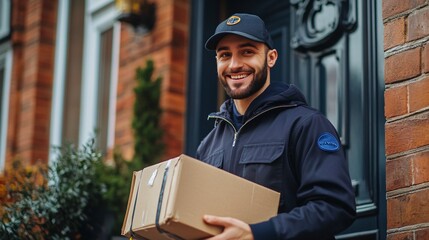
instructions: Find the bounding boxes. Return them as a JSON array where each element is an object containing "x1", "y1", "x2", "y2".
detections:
[{"x1": 121, "y1": 154, "x2": 280, "y2": 240}]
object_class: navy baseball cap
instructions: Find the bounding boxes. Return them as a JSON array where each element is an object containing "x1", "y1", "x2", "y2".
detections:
[{"x1": 205, "y1": 13, "x2": 274, "y2": 50}]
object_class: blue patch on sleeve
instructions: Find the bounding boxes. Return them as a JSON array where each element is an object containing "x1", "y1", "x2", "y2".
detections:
[{"x1": 317, "y1": 132, "x2": 340, "y2": 152}]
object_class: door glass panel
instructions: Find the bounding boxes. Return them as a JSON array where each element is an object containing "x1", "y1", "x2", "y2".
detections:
[{"x1": 324, "y1": 55, "x2": 339, "y2": 128}]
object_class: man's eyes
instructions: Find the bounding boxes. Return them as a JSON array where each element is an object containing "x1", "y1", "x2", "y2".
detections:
[
  {"x1": 217, "y1": 52, "x2": 231, "y2": 59},
  {"x1": 217, "y1": 50, "x2": 255, "y2": 59},
  {"x1": 242, "y1": 50, "x2": 255, "y2": 55}
]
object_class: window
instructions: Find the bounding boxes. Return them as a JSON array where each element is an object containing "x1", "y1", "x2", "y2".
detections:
[
  {"x1": 50, "y1": 0, "x2": 85, "y2": 160},
  {"x1": 51, "y1": 0, "x2": 120, "y2": 159},
  {"x1": 78, "y1": 2, "x2": 120, "y2": 154}
]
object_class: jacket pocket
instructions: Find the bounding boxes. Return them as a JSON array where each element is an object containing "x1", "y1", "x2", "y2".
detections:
[
  {"x1": 204, "y1": 149, "x2": 224, "y2": 168},
  {"x1": 239, "y1": 142, "x2": 284, "y2": 192},
  {"x1": 239, "y1": 142, "x2": 284, "y2": 164}
]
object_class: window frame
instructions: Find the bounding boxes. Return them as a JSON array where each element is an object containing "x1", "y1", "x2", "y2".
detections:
[
  {"x1": 50, "y1": 0, "x2": 70, "y2": 161},
  {"x1": 79, "y1": 1, "x2": 120, "y2": 151},
  {"x1": 50, "y1": 0, "x2": 120, "y2": 160},
  {"x1": 0, "y1": 42, "x2": 12, "y2": 171}
]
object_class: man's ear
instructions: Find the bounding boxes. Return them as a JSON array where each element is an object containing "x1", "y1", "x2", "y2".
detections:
[{"x1": 267, "y1": 49, "x2": 278, "y2": 68}]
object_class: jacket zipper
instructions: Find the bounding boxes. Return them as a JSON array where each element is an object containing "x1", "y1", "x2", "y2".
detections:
[
  {"x1": 208, "y1": 104, "x2": 297, "y2": 147},
  {"x1": 207, "y1": 116, "x2": 239, "y2": 146}
]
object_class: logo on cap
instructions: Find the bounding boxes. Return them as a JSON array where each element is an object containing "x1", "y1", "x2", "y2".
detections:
[{"x1": 226, "y1": 16, "x2": 241, "y2": 25}]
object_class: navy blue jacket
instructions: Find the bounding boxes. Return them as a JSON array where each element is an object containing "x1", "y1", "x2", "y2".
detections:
[{"x1": 196, "y1": 82, "x2": 356, "y2": 240}]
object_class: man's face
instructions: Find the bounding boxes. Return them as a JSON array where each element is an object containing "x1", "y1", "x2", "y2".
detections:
[{"x1": 215, "y1": 35, "x2": 271, "y2": 100}]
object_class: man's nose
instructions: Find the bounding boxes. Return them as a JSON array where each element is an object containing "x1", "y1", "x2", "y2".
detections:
[{"x1": 229, "y1": 55, "x2": 243, "y2": 70}]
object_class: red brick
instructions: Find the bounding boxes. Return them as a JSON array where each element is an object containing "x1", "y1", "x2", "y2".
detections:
[
  {"x1": 161, "y1": 111, "x2": 184, "y2": 158},
  {"x1": 11, "y1": 0, "x2": 28, "y2": 33},
  {"x1": 387, "y1": 189, "x2": 429, "y2": 228},
  {"x1": 385, "y1": 86, "x2": 408, "y2": 118},
  {"x1": 26, "y1": 1, "x2": 42, "y2": 27},
  {"x1": 384, "y1": 17, "x2": 405, "y2": 50},
  {"x1": 423, "y1": 44, "x2": 429, "y2": 73},
  {"x1": 407, "y1": 7, "x2": 429, "y2": 41},
  {"x1": 383, "y1": 0, "x2": 426, "y2": 19},
  {"x1": 153, "y1": 47, "x2": 171, "y2": 68},
  {"x1": 161, "y1": 91, "x2": 185, "y2": 114},
  {"x1": 156, "y1": 1, "x2": 174, "y2": 28},
  {"x1": 387, "y1": 232, "x2": 413, "y2": 240},
  {"x1": 416, "y1": 228, "x2": 429, "y2": 240},
  {"x1": 409, "y1": 77, "x2": 429, "y2": 112},
  {"x1": 413, "y1": 151, "x2": 429, "y2": 184},
  {"x1": 385, "y1": 48, "x2": 421, "y2": 84},
  {"x1": 152, "y1": 25, "x2": 173, "y2": 48},
  {"x1": 386, "y1": 158, "x2": 413, "y2": 191},
  {"x1": 173, "y1": 1, "x2": 189, "y2": 26},
  {"x1": 169, "y1": 68, "x2": 186, "y2": 93},
  {"x1": 172, "y1": 26, "x2": 187, "y2": 48},
  {"x1": 7, "y1": 0, "x2": 57, "y2": 166},
  {"x1": 40, "y1": 1, "x2": 57, "y2": 28},
  {"x1": 385, "y1": 111, "x2": 429, "y2": 155}
]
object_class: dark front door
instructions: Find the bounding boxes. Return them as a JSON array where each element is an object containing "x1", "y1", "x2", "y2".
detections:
[
  {"x1": 287, "y1": 1, "x2": 386, "y2": 239},
  {"x1": 186, "y1": 0, "x2": 385, "y2": 239}
]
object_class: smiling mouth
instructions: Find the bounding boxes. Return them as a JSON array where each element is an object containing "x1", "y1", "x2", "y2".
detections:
[{"x1": 227, "y1": 73, "x2": 252, "y2": 80}]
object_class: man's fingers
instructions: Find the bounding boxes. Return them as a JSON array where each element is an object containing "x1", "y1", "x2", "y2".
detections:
[
  {"x1": 203, "y1": 215, "x2": 254, "y2": 240},
  {"x1": 203, "y1": 215, "x2": 228, "y2": 240},
  {"x1": 203, "y1": 215, "x2": 231, "y2": 227}
]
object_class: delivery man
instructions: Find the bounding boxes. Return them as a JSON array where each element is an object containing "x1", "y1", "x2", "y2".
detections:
[{"x1": 196, "y1": 13, "x2": 356, "y2": 240}]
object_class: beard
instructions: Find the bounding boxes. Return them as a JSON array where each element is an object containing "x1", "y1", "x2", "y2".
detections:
[{"x1": 219, "y1": 60, "x2": 268, "y2": 99}]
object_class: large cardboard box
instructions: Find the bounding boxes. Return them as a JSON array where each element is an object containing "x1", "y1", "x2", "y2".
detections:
[{"x1": 121, "y1": 154, "x2": 280, "y2": 240}]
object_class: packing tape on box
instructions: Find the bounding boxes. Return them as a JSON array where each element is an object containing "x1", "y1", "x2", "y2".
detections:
[
  {"x1": 129, "y1": 170, "x2": 148, "y2": 240},
  {"x1": 127, "y1": 159, "x2": 184, "y2": 240},
  {"x1": 155, "y1": 160, "x2": 185, "y2": 240}
]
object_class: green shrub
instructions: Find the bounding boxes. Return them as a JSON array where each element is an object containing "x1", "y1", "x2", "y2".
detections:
[
  {"x1": 0, "y1": 61, "x2": 165, "y2": 239},
  {"x1": 132, "y1": 59, "x2": 164, "y2": 165},
  {"x1": 0, "y1": 139, "x2": 105, "y2": 240},
  {"x1": 94, "y1": 149, "x2": 140, "y2": 236}
]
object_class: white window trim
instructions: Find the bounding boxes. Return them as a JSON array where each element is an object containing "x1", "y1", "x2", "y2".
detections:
[
  {"x1": 49, "y1": 0, "x2": 70, "y2": 162},
  {"x1": 88, "y1": 0, "x2": 113, "y2": 13},
  {"x1": 51, "y1": 0, "x2": 120, "y2": 158},
  {"x1": 79, "y1": 1, "x2": 120, "y2": 149},
  {"x1": 0, "y1": 42, "x2": 13, "y2": 171},
  {"x1": 108, "y1": 22, "x2": 120, "y2": 149}
]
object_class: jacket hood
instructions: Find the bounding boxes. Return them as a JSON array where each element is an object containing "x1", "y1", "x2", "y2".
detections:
[{"x1": 213, "y1": 82, "x2": 308, "y2": 120}]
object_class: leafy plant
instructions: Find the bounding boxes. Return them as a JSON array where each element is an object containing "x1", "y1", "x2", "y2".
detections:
[
  {"x1": 96, "y1": 59, "x2": 164, "y2": 236},
  {"x1": 0, "y1": 139, "x2": 105, "y2": 240},
  {"x1": 94, "y1": 148, "x2": 141, "y2": 236},
  {"x1": 132, "y1": 59, "x2": 164, "y2": 165}
]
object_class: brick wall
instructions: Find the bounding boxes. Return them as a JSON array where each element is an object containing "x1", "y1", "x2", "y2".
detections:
[
  {"x1": 115, "y1": 0, "x2": 189, "y2": 160},
  {"x1": 383, "y1": 0, "x2": 429, "y2": 239},
  {"x1": 5, "y1": 0, "x2": 57, "y2": 166},
  {"x1": 4, "y1": 0, "x2": 188, "y2": 166}
]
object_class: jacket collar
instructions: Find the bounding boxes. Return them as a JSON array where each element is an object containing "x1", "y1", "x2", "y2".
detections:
[{"x1": 209, "y1": 82, "x2": 307, "y2": 122}]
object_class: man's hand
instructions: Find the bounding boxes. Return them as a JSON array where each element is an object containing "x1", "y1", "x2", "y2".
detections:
[{"x1": 203, "y1": 215, "x2": 254, "y2": 240}]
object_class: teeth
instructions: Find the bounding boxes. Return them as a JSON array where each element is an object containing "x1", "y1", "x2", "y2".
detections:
[{"x1": 230, "y1": 74, "x2": 248, "y2": 79}]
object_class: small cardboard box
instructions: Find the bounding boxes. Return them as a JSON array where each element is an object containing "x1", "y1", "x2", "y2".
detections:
[{"x1": 121, "y1": 154, "x2": 280, "y2": 240}]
